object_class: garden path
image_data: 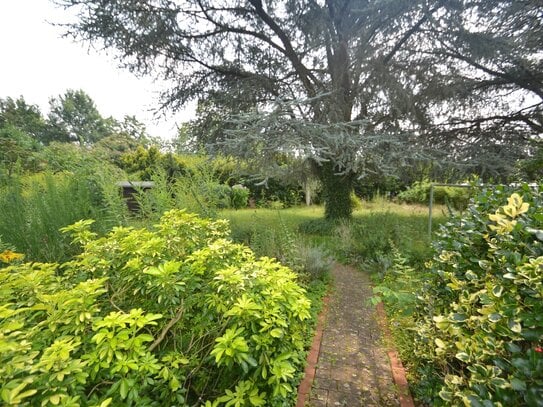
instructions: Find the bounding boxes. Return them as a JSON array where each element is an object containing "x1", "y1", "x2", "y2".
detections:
[{"x1": 301, "y1": 263, "x2": 402, "y2": 406}]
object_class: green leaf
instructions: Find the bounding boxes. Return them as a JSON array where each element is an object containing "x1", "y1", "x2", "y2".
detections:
[
  {"x1": 433, "y1": 315, "x2": 450, "y2": 330},
  {"x1": 490, "y1": 377, "x2": 508, "y2": 388},
  {"x1": 510, "y1": 378, "x2": 527, "y2": 391},
  {"x1": 435, "y1": 338, "x2": 446, "y2": 348},
  {"x1": 509, "y1": 320, "x2": 522, "y2": 333},
  {"x1": 438, "y1": 389, "x2": 453, "y2": 401},
  {"x1": 249, "y1": 392, "x2": 266, "y2": 406},
  {"x1": 455, "y1": 352, "x2": 469, "y2": 362},
  {"x1": 512, "y1": 357, "x2": 531, "y2": 374},
  {"x1": 450, "y1": 313, "x2": 467, "y2": 322},
  {"x1": 465, "y1": 270, "x2": 478, "y2": 280},
  {"x1": 492, "y1": 285, "x2": 503, "y2": 297},
  {"x1": 270, "y1": 328, "x2": 283, "y2": 338},
  {"x1": 170, "y1": 376, "x2": 180, "y2": 391},
  {"x1": 120, "y1": 378, "x2": 129, "y2": 399},
  {"x1": 49, "y1": 394, "x2": 61, "y2": 405},
  {"x1": 212, "y1": 348, "x2": 225, "y2": 364},
  {"x1": 488, "y1": 313, "x2": 502, "y2": 323},
  {"x1": 506, "y1": 342, "x2": 521, "y2": 353},
  {"x1": 92, "y1": 332, "x2": 107, "y2": 344}
]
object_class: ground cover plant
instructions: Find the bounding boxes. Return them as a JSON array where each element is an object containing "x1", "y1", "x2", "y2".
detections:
[{"x1": 0, "y1": 210, "x2": 312, "y2": 406}]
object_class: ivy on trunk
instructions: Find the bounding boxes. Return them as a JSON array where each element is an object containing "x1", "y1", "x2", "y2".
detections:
[{"x1": 318, "y1": 161, "x2": 354, "y2": 220}]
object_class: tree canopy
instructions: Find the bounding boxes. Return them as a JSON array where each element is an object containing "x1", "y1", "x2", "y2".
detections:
[
  {"x1": 60, "y1": 0, "x2": 542, "y2": 218},
  {"x1": 411, "y1": 0, "x2": 543, "y2": 177},
  {"x1": 48, "y1": 89, "x2": 114, "y2": 145},
  {"x1": 0, "y1": 97, "x2": 49, "y2": 143}
]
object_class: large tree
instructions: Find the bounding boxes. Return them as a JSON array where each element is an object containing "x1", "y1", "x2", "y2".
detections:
[{"x1": 59, "y1": 0, "x2": 542, "y2": 218}]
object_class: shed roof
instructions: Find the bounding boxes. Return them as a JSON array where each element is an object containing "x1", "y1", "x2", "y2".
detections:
[{"x1": 116, "y1": 181, "x2": 155, "y2": 188}]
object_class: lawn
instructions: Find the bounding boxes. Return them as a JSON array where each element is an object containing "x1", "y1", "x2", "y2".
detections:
[{"x1": 220, "y1": 200, "x2": 447, "y2": 269}]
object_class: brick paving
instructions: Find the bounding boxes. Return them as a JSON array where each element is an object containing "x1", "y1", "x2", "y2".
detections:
[{"x1": 307, "y1": 263, "x2": 400, "y2": 406}]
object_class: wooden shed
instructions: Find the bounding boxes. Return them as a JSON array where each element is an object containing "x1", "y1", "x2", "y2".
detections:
[{"x1": 117, "y1": 181, "x2": 154, "y2": 212}]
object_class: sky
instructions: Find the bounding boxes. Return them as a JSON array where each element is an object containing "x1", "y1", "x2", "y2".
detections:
[{"x1": 0, "y1": 0, "x2": 195, "y2": 141}]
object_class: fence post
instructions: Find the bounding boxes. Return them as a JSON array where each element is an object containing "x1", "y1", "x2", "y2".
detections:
[{"x1": 428, "y1": 184, "x2": 434, "y2": 240}]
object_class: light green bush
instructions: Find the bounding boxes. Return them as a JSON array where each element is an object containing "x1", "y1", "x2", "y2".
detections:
[
  {"x1": 231, "y1": 185, "x2": 249, "y2": 209},
  {"x1": 0, "y1": 210, "x2": 311, "y2": 406}
]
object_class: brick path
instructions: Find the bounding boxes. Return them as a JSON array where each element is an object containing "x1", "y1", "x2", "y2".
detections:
[{"x1": 307, "y1": 263, "x2": 400, "y2": 406}]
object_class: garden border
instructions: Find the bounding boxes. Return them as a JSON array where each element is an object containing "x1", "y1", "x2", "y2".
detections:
[
  {"x1": 376, "y1": 302, "x2": 415, "y2": 407},
  {"x1": 296, "y1": 295, "x2": 330, "y2": 407}
]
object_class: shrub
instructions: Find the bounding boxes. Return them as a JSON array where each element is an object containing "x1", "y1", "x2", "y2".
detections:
[
  {"x1": 249, "y1": 179, "x2": 303, "y2": 208},
  {"x1": 0, "y1": 210, "x2": 311, "y2": 406},
  {"x1": 297, "y1": 245, "x2": 333, "y2": 283},
  {"x1": 243, "y1": 214, "x2": 302, "y2": 272},
  {"x1": 413, "y1": 185, "x2": 543, "y2": 406},
  {"x1": 231, "y1": 185, "x2": 249, "y2": 209},
  {"x1": 133, "y1": 167, "x2": 235, "y2": 220},
  {"x1": 397, "y1": 181, "x2": 471, "y2": 211}
]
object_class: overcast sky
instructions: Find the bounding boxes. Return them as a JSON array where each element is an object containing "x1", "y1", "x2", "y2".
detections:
[{"x1": 0, "y1": 0, "x2": 194, "y2": 140}]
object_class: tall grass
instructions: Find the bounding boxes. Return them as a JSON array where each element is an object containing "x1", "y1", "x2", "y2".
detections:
[
  {"x1": 0, "y1": 166, "x2": 128, "y2": 262},
  {"x1": 134, "y1": 166, "x2": 232, "y2": 221},
  {"x1": 221, "y1": 207, "x2": 331, "y2": 284}
]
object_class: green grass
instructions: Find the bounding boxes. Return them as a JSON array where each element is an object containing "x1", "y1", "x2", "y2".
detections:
[
  {"x1": 221, "y1": 206, "x2": 324, "y2": 235},
  {"x1": 222, "y1": 201, "x2": 441, "y2": 234},
  {"x1": 221, "y1": 201, "x2": 446, "y2": 269}
]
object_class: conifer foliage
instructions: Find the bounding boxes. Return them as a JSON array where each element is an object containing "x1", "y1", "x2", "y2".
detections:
[{"x1": 59, "y1": 0, "x2": 542, "y2": 217}]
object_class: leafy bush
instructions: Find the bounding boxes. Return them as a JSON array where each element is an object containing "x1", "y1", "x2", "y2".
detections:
[
  {"x1": 134, "y1": 165, "x2": 239, "y2": 220},
  {"x1": 249, "y1": 179, "x2": 303, "y2": 208},
  {"x1": 397, "y1": 181, "x2": 471, "y2": 211},
  {"x1": 371, "y1": 242, "x2": 421, "y2": 314},
  {"x1": 413, "y1": 185, "x2": 543, "y2": 406},
  {"x1": 297, "y1": 245, "x2": 333, "y2": 283},
  {"x1": 0, "y1": 210, "x2": 311, "y2": 406},
  {"x1": 243, "y1": 214, "x2": 302, "y2": 272},
  {"x1": 231, "y1": 185, "x2": 249, "y2": 209}
]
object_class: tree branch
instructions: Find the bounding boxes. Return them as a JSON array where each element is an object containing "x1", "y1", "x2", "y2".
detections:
[
  {"x1": 247, "y1": 0, "x2": 322, "y2": 96},
  {"x1": 149, "y1": 302, "x2": 184, "y2": 352},
  {"x1": 195, "y1": 0, "x2": 287, "y2": 55},
  {"x1": 439, "y1": 46, "x2": 543, "y2": 101}
]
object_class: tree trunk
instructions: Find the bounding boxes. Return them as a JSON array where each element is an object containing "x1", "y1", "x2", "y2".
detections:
[
  {"x1": 304, "y1": 181, "x2": 312, "y2": 206},
  {"x1": 318, "y1": 161, "x2": 353, "y2": 220}
]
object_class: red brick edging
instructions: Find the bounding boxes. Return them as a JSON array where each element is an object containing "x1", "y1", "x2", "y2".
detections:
[
  {"x1": 376, "y1": 302, "x2": 416, "y2": 407},
  {"x1": 296, "y1": 296, "x2": 330, "y2": 407},
  {"x1": 295, "y1": 295, "x2": 415, "y2": 407}
]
